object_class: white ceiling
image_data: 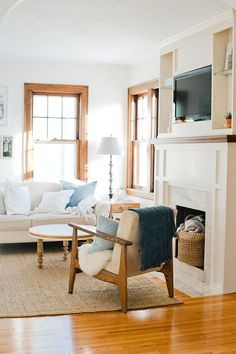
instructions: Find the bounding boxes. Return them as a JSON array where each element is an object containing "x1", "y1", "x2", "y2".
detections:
[{"x1": 0, "y1": 0, "x2": 231, "y2": 65}]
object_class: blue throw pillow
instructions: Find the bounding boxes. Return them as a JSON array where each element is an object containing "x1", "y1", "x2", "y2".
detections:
[
  {"x1": 61, "y1": 180, "x2": 97, "y2": 207},
  {"x1": 88, "y1": 215, "x2": 119, "y2": 254}
]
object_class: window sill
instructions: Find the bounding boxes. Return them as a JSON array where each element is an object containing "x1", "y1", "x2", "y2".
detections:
[{"x1": 126, "y1": 188, "x2": 154, "y2": 201}]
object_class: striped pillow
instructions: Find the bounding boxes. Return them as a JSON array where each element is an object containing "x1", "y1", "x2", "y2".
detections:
[{"x1": 61, "y1": 180, "x2": 97, "y2": 207}]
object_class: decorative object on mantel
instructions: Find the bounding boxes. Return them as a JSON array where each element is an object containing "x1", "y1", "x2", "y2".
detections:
[
  {"x1": 0, "y1": 87, "x2": 7, "y2": 126},
  {"x1": 225, "y1": 111, "x2": 232, "y2": 129},
  {"x1": 98, "y1": 136, "x2": 121, "y2": 200},
  {"x1": 0, "y1": 250, "x2": 182, "y2": 317},
  {"x1": 176, "y1": 215, "x2": 205, "y2": 268},
  {"x1": 225, "y1": 42, "x2": 233, "y2": 71},
  {"x1": 0, "y1": 135, "x2": 13, "y2": 158}
]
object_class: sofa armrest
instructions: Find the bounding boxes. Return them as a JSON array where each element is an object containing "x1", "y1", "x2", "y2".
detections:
[{"x1": 94, "y1": 201, "x2": 110, "y2": 220}]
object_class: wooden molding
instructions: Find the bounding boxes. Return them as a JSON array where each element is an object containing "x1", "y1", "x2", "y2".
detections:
[
  {"x1": 128, "y1": 79, "x2": 159, "y2": 95},
  {"x1": 152, "y1": 135, "x2": 236, "y2": 145},
  {"x1": 126, "y1": 188, "x2": 154, "y2": 201},
  {"x1": 24, "y1": 83, "x2": 88, "y2": 181}
]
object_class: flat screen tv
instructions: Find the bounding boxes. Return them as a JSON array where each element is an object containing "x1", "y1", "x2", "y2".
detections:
[{"x1": 174, "y1": 65, "x2": 212, "y2": 122}]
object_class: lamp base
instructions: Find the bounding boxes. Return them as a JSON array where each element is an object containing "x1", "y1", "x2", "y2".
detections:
[{"x1": 109, "y1": 155, "x2": 113, "y2": 201}]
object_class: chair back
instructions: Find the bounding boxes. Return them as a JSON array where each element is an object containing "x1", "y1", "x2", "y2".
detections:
[{"x1": 105, "y1": 210, "x2": 143, "y2": 276}]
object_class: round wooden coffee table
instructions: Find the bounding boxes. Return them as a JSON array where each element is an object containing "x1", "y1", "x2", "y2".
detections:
[{"x1": 29, "y1": 224, "x2": 92, "y2": 268}]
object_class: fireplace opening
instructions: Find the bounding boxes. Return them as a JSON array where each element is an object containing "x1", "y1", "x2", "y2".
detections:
[{"x1": 175, "y1": 205, "x2": 205, "y2": 270}]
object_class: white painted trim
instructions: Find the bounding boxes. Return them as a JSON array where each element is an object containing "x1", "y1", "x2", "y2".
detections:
[{"x1": 155, "y1": 10, "x2": 233, "y2": 49}]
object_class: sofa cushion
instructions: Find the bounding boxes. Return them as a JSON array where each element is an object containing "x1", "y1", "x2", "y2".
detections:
[
  {"x1": 0, "y1": 215, "x2": 31, "y2": 231},
  {"x1": 61, "y1": 180, "x2": 97, "y2": 207},
  {"x1": 0, "y1": 188, "x2": 6, "y2": 214},
  {"x1": 31, "y1": 212, "x2": 96, "y2": 227},
  {"x1": 34, "y1": 190, "x2": 74, "y2": 213},
  {"x1": 21, "y1": 182, "x2": 62, "y2": 210},
  {"x1": 4, "y1": 180, "x2": 31, "y2": 215}
]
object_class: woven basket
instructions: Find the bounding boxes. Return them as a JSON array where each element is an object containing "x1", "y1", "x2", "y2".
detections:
[{"x1": 177, "y1": 215, "x2": 205, "y2": 267}]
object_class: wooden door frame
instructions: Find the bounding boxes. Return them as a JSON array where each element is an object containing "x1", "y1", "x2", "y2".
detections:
[{"x1": 24, "y1": 83, "x2": 88, "y2": 181}]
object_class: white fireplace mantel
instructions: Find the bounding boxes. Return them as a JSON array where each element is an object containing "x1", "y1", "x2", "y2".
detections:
[{"x1": 154, "y1": 135, "x2": 236, "y2": 294}]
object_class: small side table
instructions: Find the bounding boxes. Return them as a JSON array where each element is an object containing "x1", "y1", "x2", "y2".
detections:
[{"x1": 109, "y1": 201, "x2": 140, "y2": 219}]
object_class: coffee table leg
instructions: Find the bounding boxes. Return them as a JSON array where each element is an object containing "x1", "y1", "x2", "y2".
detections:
[
  {"x1": 63, "y1": 240, "x2": 69, "y2": 261},
  {"x1": 37, "y1": 239, "x2": 43, "y2": 269}
]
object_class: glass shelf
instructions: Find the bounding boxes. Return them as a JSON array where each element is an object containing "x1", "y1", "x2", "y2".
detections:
[{"x1": 214, "y1": 69, "x2": 232, "y2": 76}]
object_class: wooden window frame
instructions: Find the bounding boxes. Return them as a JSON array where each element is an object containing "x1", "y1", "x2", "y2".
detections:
[
  {"x1": 127, "y1": 79, "x2": 159, "y2": 200},
  {"x1": 24, "y1": 83, "x2": 88, "y2": 182}
]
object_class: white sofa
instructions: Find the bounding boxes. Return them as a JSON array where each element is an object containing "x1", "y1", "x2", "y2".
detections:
[{"x1": 0, "y1": 181, "x2": 109, "y2": 244}]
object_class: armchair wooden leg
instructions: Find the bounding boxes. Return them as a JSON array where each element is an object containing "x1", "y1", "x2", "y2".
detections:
[
  {"x1": 118, "y1": 245, "x2": 128, "y2": 313},
  {"x1": 160, "y1": 258, "x2": 174, "y2": 298},
  {"x1": 69, "y1": 228, "x2": 78, "y2": 294}
]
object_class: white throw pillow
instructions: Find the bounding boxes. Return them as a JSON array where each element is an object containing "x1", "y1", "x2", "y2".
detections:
[
  {"x1": 77, "y1": 196, "x2": 97, "y2": 213},
  {"x1": 0, "y1": 188, "x2": 6, "y2": 214},
  {"x1": 4, "y1": 180, "x2": 31, "y2": 215},
  {"x1": 34, "y1": 190, "x2": 74, "y2": 213}
]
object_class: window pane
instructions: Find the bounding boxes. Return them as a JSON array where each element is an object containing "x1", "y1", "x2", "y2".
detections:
[
  {"x1": 33, "y1": 95, "x2": 47, "y2": 117},
  {"x1": 33, "y1": 118, "x2": 47, "y2": 140},
  {"x1": 48, "y1": 118, "x2": 62, "y2": 140},
  {"x1": 62, "y1": 118, "x2": 76, "y2": 140},
  {"x1": 34, "y1": 142, "x2": 76, "y2": 181},
  {"x1": 138, "y1": 118, "x2": 150, "y2": 140},
  {"x1": 142, "y1": 96, "x2": 148, "y2": 117},
  {"x1": 133, "y1": 141, "x2": 149, "y2": 190},
  {"x1": 137, "y1": 97, "x2": 143, "y2": 118},
  {"x1": 63, "y1": 97, "x2": 77, "y2": 118},
  {"x1": 48, "y1": 96, "x2": 62, "y2": 117},
  {"x1": 137, "y1": 119, "x2": 143, "y2": 140}
]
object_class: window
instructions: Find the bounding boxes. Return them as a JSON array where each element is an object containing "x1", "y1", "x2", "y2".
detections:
[
  {"x1": 24, "y1": 83, "x2": 88, "y2": 182},
  {"x1": 127, "y1": 80, "x2": 158, "y2": 198}
]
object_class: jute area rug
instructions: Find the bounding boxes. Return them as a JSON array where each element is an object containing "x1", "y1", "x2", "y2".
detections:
[{"x1": 0, "y1": 250, "x2": 182, "y2": 318}]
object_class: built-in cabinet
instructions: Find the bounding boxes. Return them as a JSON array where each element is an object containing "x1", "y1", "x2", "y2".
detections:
[{"x1": 158, "y1": 18, "x2": 236, "y2": 135}]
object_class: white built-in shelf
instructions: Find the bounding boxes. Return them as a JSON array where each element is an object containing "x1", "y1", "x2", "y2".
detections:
[{"x1": 214, "y1": 69, "x2": 232, "y2": 76}]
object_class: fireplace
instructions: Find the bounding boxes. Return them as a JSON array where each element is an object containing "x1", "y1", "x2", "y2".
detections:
[{"x1": 153, "y1": 136, "x2": 236, "y2": 294}]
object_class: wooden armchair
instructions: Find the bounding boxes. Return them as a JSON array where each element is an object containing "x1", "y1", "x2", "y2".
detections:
[{"x1": 68, "y1": 210, "x2": 174, "y2": 313}]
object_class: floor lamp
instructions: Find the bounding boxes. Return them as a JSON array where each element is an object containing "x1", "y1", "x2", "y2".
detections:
[{"x1": 98, "y1": 136, "x2": 121, "y2": 200}]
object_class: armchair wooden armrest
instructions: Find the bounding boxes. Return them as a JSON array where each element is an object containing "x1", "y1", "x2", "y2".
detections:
[{"x1": 68, "y1": 223, "x2": 132, "y2": 247}]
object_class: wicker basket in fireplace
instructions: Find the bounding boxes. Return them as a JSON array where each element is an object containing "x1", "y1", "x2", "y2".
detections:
[{"x1": 177, "y1": 215, "x2": 205, "y2": 268}]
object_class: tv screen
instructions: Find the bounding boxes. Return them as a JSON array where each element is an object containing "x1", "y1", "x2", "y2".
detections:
[{"x1": 174, "y1": 65, "x2": 212, "y2": 122}]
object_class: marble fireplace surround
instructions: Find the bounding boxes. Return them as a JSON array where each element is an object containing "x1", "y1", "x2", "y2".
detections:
[
  {"x1": 154, "y1": 135, "x2": 236, "y2": 295},
  {"x1": 169, "y1": 185, "x2": 212, "y2": 285}
]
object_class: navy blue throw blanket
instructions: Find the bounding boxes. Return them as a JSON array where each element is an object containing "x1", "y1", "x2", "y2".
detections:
[{"x1": 130, "y1": 206, "x2": 175, "y2": 271}]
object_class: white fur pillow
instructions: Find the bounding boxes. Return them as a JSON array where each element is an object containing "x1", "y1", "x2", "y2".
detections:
[
  {"x1": 4, "y1": 180, "x2": 31, "y2": 215},
  {"x1": 78, "y1": 243, "x2": 112, "y2": 276},
  {"x1": 34, "y1": 189, "x2": 74, "y2": 213}
]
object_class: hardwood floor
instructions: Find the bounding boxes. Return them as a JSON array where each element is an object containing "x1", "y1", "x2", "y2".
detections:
[{"x1": 0, "y1": 275, "x2": 236, "y2": 354}]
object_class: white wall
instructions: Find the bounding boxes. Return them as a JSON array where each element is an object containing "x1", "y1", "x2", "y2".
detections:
[
  {"x1": 129, "y1": 55, "x2": 160, "y2": 86},
  {"x1": 0, "y1": 59, "x2": 129, "y2": 196}
]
